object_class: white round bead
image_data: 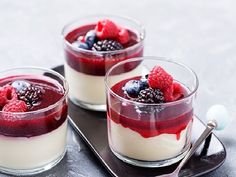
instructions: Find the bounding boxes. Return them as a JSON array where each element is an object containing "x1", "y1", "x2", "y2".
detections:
[{"x1": 206, "y1": 104, "x2": 229, "y2": 130}]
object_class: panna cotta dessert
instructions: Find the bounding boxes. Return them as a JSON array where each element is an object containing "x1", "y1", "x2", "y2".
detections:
[
  {"x1": 0, "y1": 67, "x2": 68, "y2": 175},
  {"x1": 105, "y1": 58, "x2": 198, "y2": 167},
  {"x1": 62, "y1": 15, "x2": 145, "y2": 111}
]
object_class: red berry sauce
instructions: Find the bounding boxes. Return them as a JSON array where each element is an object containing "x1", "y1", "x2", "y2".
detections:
[
  {"x1": 0, "y1": 75, "x2": 67, "y2": 138},
  {"x1": 107, "y1": 77, "x2": 193, "y2": 140},
  {"x1": 64, "y1": 24, "x2": 144, "y2": 76}
]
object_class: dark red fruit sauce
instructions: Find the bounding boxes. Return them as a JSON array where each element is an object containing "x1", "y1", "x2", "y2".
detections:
[
  {"x1": 107, "y1": 77, "x2": 193, "y2": 140},
  {"x1": 64, "y1": 24, "x2": 143, "y2": 76},
  {"x1": 0, "y1": 75, "x2": 67, "y2": 138}
]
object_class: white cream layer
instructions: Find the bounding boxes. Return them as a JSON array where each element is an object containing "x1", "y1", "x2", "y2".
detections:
[
  {"x1": 0, "y1": 120, "x2": 67, "y2": 169},
  {"x1": 108, "y1": 120, "x2": 190, "y2": 161},
  {"x1": 64, "y1": 63, "x2": 144, "y2": 105}
]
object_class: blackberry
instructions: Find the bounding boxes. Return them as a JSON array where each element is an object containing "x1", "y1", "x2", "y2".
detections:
[
  {"x1": 135, "y1": 88, "x2": 164, "y2": 104},
  {"x1": 92, "y1": 39, "x2": 123, "y2": 51},
  {"x1": 17, "y1": 85, "x2": 44, "y2": 108}
]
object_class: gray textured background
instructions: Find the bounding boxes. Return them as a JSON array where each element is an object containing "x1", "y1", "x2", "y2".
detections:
[{"x1": 0, "y1": 0, "x2": 236, "y2": 176}]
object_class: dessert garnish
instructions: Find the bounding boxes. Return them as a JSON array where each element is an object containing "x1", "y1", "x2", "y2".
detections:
[
  {"x1": 0, "y1": 85, "x2": 18, "y2": 107},
  {"x1": 92, "y1": 39, "x2": 123, "y2": 51},
  {"x1": 123, "y1": 66, "x2": 184, "y2": 103},
  {"x1": 136, "y1": 88, "x2": 164, "y2": 104},
  {"x1": 0, "y1": 80, "x2": 45, "y2": 112},
  {"x1": 2, "y1": 99, "x2": 27, "y2": 112},
  {"x1": 13, "y1": 81, "x2": 44, "y2": 108},
  {"x1": 72, "y1": 19, "x2": 130, "y2": 51}
]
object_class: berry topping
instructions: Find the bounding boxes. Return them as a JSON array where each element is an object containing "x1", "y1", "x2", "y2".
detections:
[
  {"x1": 118, "y1": 27, "x2": 130, "y2": 44},
  {"x1": 121, "y1": 66, "x2": 185, "y2": 104},
  {"x1": 0, "y1": 85, "x2": 17, "y2": 107},
  {"x1": 72, "y1": 41, "x2": 89, "y2": 50},
  {"x1": 92, "y1": 39, "x2": 123, "y2": 52},
  {"x1": 17, "y1": 85, "x2": 44, "y2": 108},
  {"x1": 123, "y1": 80, "x2": 142, "y2": 97},
  {"x1": 2, "y1": 99, "x2": 27, "y2": 112},
  {"x1": 70, "y1": 19, "x2": 131, "y2": 52},
  {"x1": 148, "y1": 66, "x2": 173, "y2": 90},
  {"x1": 95, "y1": 19, "x2": 119, "y2": 40},
  {"x1": 135, "y1": 88, "x2": 164, "y2": 103},
  {"x1": 11, "y1": 80, "x2": 30, "y2": 92},
  {"x1": 85, "y1": 30, "x2": 97, "y2": 48}
]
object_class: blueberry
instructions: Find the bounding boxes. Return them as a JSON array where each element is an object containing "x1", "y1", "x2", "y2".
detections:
[
  {"x1": 72, "y1": 41, "x2": 89, "y2": 50},
  {"x1": 140, "y1": 76, "x2": 149, "y2": 90},
  {"x1": 123, "y1": 80, "x2": 142, "y2": 96},
  {"x1": 85, "y1": 30, "x2": 97, "y2": 48},
  {"x1": 11, "y1": 80, "x2": 30, "y2": 92}
]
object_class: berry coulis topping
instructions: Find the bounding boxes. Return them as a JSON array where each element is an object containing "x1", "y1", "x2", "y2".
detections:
[
  {"x1": 71, "y1": 19, "x2": 130, "y2": 52},
  {"x1": 123, "y1": 66, "x2": 185, "y2": 103}
]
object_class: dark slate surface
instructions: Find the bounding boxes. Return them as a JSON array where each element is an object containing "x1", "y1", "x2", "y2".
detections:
[{"x1": 0, "y1": 0, "x2": 235, "y2": 176}]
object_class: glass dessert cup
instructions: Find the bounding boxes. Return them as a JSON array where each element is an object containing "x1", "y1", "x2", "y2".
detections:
[
  {"x1": 62, "y1": 14, "x2": 145, "y2": 111},
  {"x1": 105, "y1": 57, "x2": 198, "y2": 167},
  {"x1": 0, "y1": 67, "x2": 69, "y2": 175}
]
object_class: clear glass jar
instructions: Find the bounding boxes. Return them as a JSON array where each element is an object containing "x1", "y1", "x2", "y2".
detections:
[
  {"x1": 105, "y1": 57, "x2": 198, "y2": 167},
  {"x1": 62, "y1": 15, "x2": 145, "y2": 111},
  {"x1": 0, "y1": 67, "x2": 68, "y2": 175}
]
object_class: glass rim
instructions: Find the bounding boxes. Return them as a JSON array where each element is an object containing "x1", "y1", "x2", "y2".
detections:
[
  {"x1": 61, "y1": 14, "x2": 145, "y2": 55},
  {"x1": 105, "y1": 57, "x2": 199, "y2": 106},
  {"x1": 0, "y1": 66, "x2": 69, "y2": 116}
]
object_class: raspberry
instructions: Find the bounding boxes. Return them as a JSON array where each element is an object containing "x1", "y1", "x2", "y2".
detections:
[
  {"x1": 118, "y1": 27, "x2": 129, "y2": 44},
  {"x1": 162, "y1": 82, "x2": 185, "y2": 102},
  {"x1": 172, "y1": 82, "x2": 184, "y2": 101},
  {"x1": 163, "y1": 85, "x2": 174, "y2": 102},
  {"x1": 0, "y1": 85, "x2": 17, "y2": 107},
  {"x1": 2, "y1": 100, "x2": 27, "y2": 112},
  {"x1": 173, "y1": 82, "x2": 182, "y2": 94},
  {"x1": 95, "y1": 19, "x2": 119, "y2": 40},
  {"x1": 0, "y1": 88, "x2": 7, "y2": 107},
  {"x1": 148, "y1": 66, "x2": 173, "y2": 90}
]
